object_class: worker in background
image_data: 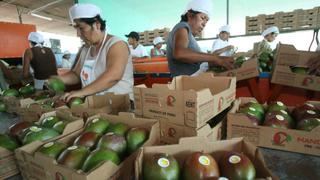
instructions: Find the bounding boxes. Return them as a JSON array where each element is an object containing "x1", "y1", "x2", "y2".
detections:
[
  {"x1": 61, "y1": 51, "x2": 73, "y2": 69},
  {"x1": 57, "y1": 3, "x2": 133, "y2": 101},
  {"x1": 211, "y1": 25, "x2": 235, "y2": 56},
  {"x1": 194, "y1": 25, "x2": 235, "y2": 75},
  {"x1": 150, "y1": 36, "x2": 166, "y2": 57},
  {"x1": 256, "y1": 26, "x2": 279, "y2": 55},
  {"x1": 125, "y1": 31, "x2": 149, "y2": 59},
  {"x1": 166, "y1": 0, "x2": 234, "y2": 77},
  {"x1": 23, "y1": 32, "x2": 57, "y2": 89}
]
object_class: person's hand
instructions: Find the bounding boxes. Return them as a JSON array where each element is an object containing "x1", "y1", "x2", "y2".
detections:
[
  {"x1": 62, "y1": 90, "x2": 84, "y2": 102},
  {"x1": 307, "y1": 55, "x2": 320, "y2": 75},
  {"x1": 228, "y1": 45, "x2": 235, "y2": 50},
  {"x1": 215, "y1": 56, "x2": 234, "y2": 70}
]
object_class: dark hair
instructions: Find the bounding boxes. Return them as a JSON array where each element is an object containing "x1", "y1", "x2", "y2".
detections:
[
  {"x1": 180, "y1": 9, "x2": 201, "y2": 22},
  {"x1": 29, "y1": 41, "x2": 43, "y2": 46},
  {"x1": 79, "y1": 15, "x2": 106, "y2": 31}
]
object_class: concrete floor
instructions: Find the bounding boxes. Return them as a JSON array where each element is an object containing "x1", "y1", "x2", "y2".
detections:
[{"x1": 1, "y1": 112, "x2": 319, "y2": 180}]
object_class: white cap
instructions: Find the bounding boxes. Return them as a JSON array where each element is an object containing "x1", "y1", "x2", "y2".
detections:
[
  {"x1": 184, "y1": 0, "x2": 213, "y2": 17},
  {"x1": 69, "y1": 3, "x2": 101, "y2": 23},
  {"x1": 153, "y1": 37, "x2": 164, "y2": 45},
  {"x1": 28, "y1": 32, "x2": 44, "y2": 44},
  {"x1": 262, "y1": 26, "x2": 279, "y2": 37},
  {"x1": 219, "y1": 25, "x2": 230, "y2": 33}
]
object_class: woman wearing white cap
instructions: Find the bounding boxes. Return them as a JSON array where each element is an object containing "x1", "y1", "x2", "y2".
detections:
[
  {"x1": 150, "y1": 36, "x2": 166, "y2": 57},
  {"x1": 23, "y1": 32, "x2": 57, "y2": 89},
  {"x1": 257, "y1": 26, "x2": 279, "y2": 55},
  {"x1": 166, "y1": 0, "x2": 234, "y2": 77},
  {"x1": 58, "y1": 3, "x2": 133, "y2": 101},
  {"x1": 211, "y1": 25, "x2": 234, "y2": 56}
]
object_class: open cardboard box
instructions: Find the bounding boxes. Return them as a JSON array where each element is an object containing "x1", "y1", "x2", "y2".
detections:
[
  {"x1": 134, "y1": 73, "x2": 236, "y2": 129},
  {"x1": 212, "y1": 57, "x2": 259, "y2": 81},
  {"x1": 227, "y1": 97, "x2": 320, "y2": 156},
  {"x1": 15, "y1": 112, "x2": 160, "y2": 180},
  {"x1": 271, "y1": 43, "x2": 320, "y2": 91},
  {"x1": 135, "y1": 137, "x2": 277, "y2": 180},
  {"x1": 15, "y1": 109, "x2": 84, "y2": 179},
  {"x1": 159, "y1": 106, "x2": 231, "y2": 144},
  {"x1": 69, "y1": 93, "x2": 130, "y2": 119}
]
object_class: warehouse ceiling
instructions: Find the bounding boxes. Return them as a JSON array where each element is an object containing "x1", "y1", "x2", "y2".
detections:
[{"x1": 0, "y1": 0, "x2": 76, "y2": 36}]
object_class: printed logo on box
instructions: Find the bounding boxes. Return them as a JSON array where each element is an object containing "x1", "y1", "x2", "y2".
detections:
[
  {"x1": 166, "y1": 95, "x2": 176, "y2": 106},
  {"x1": 168, "y1": 127, "x2": 176, "y2": 137},
  {"x1": 55, "y1": 172, "x2": 66, "y2": 180},
  {"x1": 272, "y1": 132, "x2": 292, "y2": 146},
  {"x1": 302, "y1": 77, "x2": 314, "y2": 86}
]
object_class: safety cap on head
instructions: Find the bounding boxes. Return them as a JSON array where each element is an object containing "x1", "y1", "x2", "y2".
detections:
[
  {"x1": 262, "y1": 26, "x2": 279, "y2": 37},
  {"x1": 69, "y1": 3, "x2": 101, "y2": 23},
  {"x1": 219, "y1": 25, "x2": 230, "y2": 33},
  {"x1": 184, "y1": 0, "x2": 213, "y2": 17},
  {"x1": 28, "y1": 32, "x2": 44, "y2": 44},
  {"x1": 153, "y1": 37, "x2": 164, "y2": 45}
]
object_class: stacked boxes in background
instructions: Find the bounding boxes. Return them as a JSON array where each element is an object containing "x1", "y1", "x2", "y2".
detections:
[
  {"x1": 139, "y1": 28, "x2": 170, "y2": 45},
  {"x1": 134, "y1": 73, "x2": 236, "y2": 144},
  {"x1": 246, "y1": 6, "x2": 320, "y2": 34}
]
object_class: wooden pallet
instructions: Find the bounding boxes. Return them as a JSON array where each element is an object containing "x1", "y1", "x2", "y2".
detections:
[{"x1": 245, "y1": 6, "x2": 320, "y2": 34}]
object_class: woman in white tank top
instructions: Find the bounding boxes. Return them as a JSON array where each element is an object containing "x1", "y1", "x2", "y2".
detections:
[{"x1": 56, "y1": 4, "x2": 133, "y2": 101}]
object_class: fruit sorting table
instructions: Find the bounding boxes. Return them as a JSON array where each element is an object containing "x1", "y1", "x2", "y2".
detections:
[{"x1": 1, "y1": 112, "x2": 319, "y2": 180}]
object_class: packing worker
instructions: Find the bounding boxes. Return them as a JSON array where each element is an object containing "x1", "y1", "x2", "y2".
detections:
[
  {"x1": 22, "y1": 32, "x2": 57, "y2": 89},
  {"x1": 256, "y1": 26, "x2": 279, "y2": 55},
  {"x1": 126, "y1": 31, "x2": 149, "y2": 59},
  {"x1": 211, "y1": 25, "x2": 235, "y2": 56},
  {"x1": 166, "y1": 0, "x2": 234, "y2": 77},
  {"x1": 150, "y1": 36, "x2": 166, "y2": 57},
  {"x1": 57, "y1": 3, "x2": 133, "y2": 101}
]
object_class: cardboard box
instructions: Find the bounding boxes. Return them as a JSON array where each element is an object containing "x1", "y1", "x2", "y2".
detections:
[
  {"x1": 160, "y1": 106, "x2": 231, "y2": 144},
  {"x1": 2, "y1": 90, "x2": 57, "y2": 115},
  {"x1": 15, "y1": 110, "x2": 84, "y2": 179},
  {"x1": 159, "y1": 119, "x2": 221, "y2": 144},
  {"x1": 135, "y1": 137, "x2": 277, "y2": 180},
  {"x1": 0, "y1": 147, "x2": 19, "y2": 179},
  {"x1": 213, "y1": 58, "x2": 259, "y2": 81},
  {"x1": 271, "y1": 44, "x2": 320, "y2": 91},
  {"x1": 227, "y1": 97, "x2": 320, "y2": 156},
  {"x1": 134, "y1": 73, "x2": 236, "y2": 128},
  {"x1": 15, "y1": 112, "x2": 160, "y2": 180},
  {"x1": 69, "y1": 93, "x2": 130, "y2": 119},
  {"x1": 17, "y1": 93, "x2": 130, "y2": 122}
]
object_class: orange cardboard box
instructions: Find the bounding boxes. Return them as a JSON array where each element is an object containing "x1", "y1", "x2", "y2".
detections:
[
  {"x1": 135, "y1": 137, "x2": 277, "y2": 180},
  {"x1": 15, "y1": 112, "x2": 160, "y2": 180},
  {"x1": 134, "y1": 73, "x2": 236, "y2": 128},
  {"x1": 271, "y1": 44, "x2": 320, "y2": 91},
  {"x1": 227, "y1": 97, "x2": 320, "y2": 156}
]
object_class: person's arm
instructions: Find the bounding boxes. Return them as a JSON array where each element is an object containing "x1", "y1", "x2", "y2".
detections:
[
  {"x1": 150, "y1": 48, "x2": 156, "y2": 57},
  {"x1": 63, "y1": 41, "x2": 130, "y2": 101},
  {"x1": 173, "y1": 28, "x2": 234, "y2": 69},
  {"x1": 22, "y1": 48, "x2": 32, "y2": 79},
  {"x1": 307, "y1": 53, "x2": 320, "y2": 75},
  {"x1": 212, "y1": 45, "x2": 234, "y2": 55}
]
